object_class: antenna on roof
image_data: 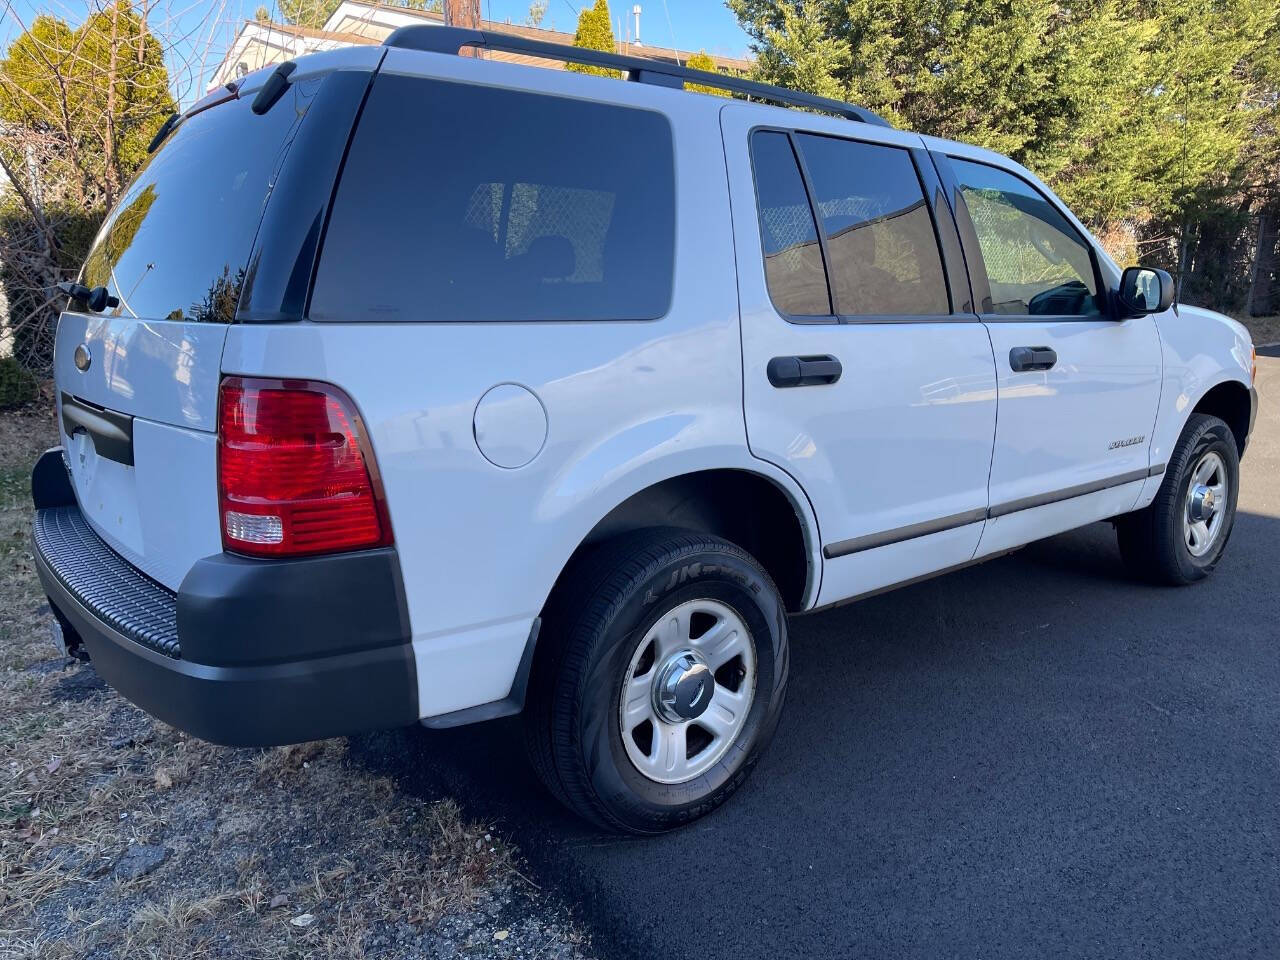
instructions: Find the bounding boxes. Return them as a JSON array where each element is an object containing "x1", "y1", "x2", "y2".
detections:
[{"x1": 632, "y1": 5, "x2": 642, "y2": 46}]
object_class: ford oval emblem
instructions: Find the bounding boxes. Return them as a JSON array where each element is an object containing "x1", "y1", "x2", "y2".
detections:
[{"x1": 73, "y1": 343, "x2": 92, "y2": 372}]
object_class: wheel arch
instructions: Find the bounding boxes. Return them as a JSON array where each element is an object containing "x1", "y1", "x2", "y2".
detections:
[
  {"x1": 1190, "y1": 378, "x2": 1253, "y2": 456},
  {"x1": 544, "y1": 467, "x2": 820, "y2": 615}
]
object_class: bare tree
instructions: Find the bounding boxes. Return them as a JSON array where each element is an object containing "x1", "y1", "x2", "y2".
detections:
[
  {"x1": 0, "y1": 0, "x2": 241, "y2": 380},
  {"x1": 525, "y1": 0, "x2": 549, "y2": 28}
]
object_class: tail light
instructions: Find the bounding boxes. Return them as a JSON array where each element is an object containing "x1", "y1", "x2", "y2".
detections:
[{"x1": 217, "y1": 377, "x2": 391, "y2": 557}]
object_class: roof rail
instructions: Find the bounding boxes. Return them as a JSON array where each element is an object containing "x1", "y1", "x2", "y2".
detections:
[{"x1": 382, "y1": 25, "x2": 891, "y2": 127}]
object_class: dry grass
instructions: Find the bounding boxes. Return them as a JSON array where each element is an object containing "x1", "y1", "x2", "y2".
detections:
[{"x1": 0, "y1": 407, "x2": 590, "y2": 960}]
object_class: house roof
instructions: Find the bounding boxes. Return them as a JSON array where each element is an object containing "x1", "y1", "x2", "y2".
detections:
[
  {"x1": 240, "y1": 19, "x2": 372, "y2": 45},
  {"x1": 328, "y1": 1, "x2": 753, "y2": 73},
  {"x1": 211, "y1": 0, "x2": 752, "y2": 89}
]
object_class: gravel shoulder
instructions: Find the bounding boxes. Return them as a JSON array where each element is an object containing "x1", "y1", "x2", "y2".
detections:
[{"x1": 0, "y1": 407, "x2": 593, "y2": 960}]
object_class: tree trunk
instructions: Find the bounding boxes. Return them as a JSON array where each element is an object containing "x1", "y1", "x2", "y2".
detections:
[
  {"x1": 1254, "y1": 212, "x2": 1280, "y2": 317},
  {"x1": 138, "y1": 0, "x2": 151, "y2": 65},
  {"x1": 1244, "y1": 213, "x2": 1265, "y2": 318},
  {"x1": 104, "y1": 1, "x2": 121, "y2": 208},
  {"x1": 444, "y1": 0, "x2": 483, "y2": 56},
  {"x1": 1176, "y1": 219, "x2": 1189, "y2": 296}
]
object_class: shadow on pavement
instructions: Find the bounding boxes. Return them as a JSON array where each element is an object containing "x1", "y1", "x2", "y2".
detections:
[{"x1": 351, "y1": 511, "x2": 1280, "y2": 960}]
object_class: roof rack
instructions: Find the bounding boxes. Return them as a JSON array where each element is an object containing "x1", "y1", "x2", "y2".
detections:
[{"x1": 382, "y1": 25, "x2": 891, "y2": 127}]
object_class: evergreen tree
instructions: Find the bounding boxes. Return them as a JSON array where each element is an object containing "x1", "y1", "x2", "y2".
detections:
[
  {"x1": 0, "y1": 4, "x2": 173, "y2": 209},
  {"x1": 728, "y1": 0, "x2": 1280, "y2": 252},
  {"x1": 685, "y1": 50, "x2": 732, "y2": 96},
  {"x1": 277, "y1": 0, "x2": 341, "y2": 28},
  {"x1": 279, "y1": 0, "x2": 441, "y2": 29},
  {"x1": 568, "y1": 0, "x2": 619, "y2": 78}
]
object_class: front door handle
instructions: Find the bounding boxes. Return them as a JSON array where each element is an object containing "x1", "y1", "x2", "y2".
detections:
[
  {"x1": 1009, "y1": 346, "x2": 1057, "y2": 372},
  {"x1": 767, "y1": 355, "x2": 842, "y2": 388}
]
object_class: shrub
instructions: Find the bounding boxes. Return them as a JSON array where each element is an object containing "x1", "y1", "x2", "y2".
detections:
[{"x1": 0, "y1": 356, "x2": 38, "y2": 410}]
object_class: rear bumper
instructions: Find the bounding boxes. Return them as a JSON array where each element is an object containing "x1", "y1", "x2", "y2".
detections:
[{"x1": 32, "y1": 449, "x2": 418, "y2": 747}]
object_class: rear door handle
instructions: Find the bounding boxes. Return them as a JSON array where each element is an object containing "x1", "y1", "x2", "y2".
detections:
[
  {"x1": 767, "y1": 355, "x2": 842, "y2": 388},
  {"x1": 1009, "y1": 346, "x2": 1057, "y2": 372},
  {"x1": 61, "y1": 393, "x2": 135, "y2": 466}
]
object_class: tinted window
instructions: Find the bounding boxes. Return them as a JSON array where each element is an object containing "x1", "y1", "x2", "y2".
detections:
[
  {"x1": 309, "y1": 75, "x2": 675, "y2": 322},
  {"x1": 795, "y1": 135, "x2": 949, "y2": 316},
  {"x1": 952, "y1": 159, "x2": 1101, "y2": 316},
  {"x1": 749, "y1": 131, "x2": 830, "y2": 316},
  {"x1": 82, "y1": 79, "x2": 320, "y2": 322}
]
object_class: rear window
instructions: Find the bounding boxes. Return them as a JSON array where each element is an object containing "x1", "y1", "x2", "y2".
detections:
[
  {"x1": 308, "y1": 75, "x2": 676, "y2": 323},
  {"x1": 749, "y1": 131, "x2": 830, "y2": 317},
  {"x1": 82, "y1": 78, "x2": 321, "y2": 323}
]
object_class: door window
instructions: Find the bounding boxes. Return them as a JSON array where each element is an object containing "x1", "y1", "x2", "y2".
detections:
[
  {"x1": 794, "y1": 134, "x2": 949, "y2": 317},
  {"x1": 749, "y1": 131, "x2": 831, "y2": 316},
  {"x1": 951, "y1": 159, "x2": 1102, "y2": 317}
]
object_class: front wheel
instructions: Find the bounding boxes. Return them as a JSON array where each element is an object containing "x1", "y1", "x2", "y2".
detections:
[
  {"x1": 1116, "y1": 413, "x2": 1240, "y2": 585},
  {"x1": 524, "y1": 529, "x2": 789, "y2": 833}
]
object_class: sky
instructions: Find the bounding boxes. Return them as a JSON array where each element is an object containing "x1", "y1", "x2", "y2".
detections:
[
  {"x1": 2, "y1": 0, "x2": 755, "y2": 106},
  {"x1": 485, "y1": 0, "x2": 751, "y2": 58}
]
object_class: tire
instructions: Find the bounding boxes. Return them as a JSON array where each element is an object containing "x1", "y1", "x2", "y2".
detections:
[
  {"x1": 1116, "y1": 413, "x2": 1240, "y2": 585},
  {"x1": 524, "y1": 528, "x2": 789, "y2": 833}
]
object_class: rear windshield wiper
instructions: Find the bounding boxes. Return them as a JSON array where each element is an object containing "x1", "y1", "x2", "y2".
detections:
[
  {"x1": 147, "y1": 77, "x2": 246, "y2": 155},
  {"x1": 146, "y1": 112, "x2": 180, "y2": 154}
]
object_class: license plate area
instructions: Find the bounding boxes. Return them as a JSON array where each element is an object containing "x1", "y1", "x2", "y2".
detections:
[{"x1": 61, "y1": 392, "x2": 134, "y2": 466}]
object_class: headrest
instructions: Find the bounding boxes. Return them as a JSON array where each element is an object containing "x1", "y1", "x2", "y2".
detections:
[{"x1": 522, "y1": 235, "x2": 575, "y2": 280}]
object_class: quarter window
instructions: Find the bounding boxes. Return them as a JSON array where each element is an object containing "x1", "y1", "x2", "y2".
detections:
[
  {"x1": 309, "y1": 75, "x2": 675, "y2": 323},
  {"x1": 794, "y1": 134, "x2": 949, "y2": 317},
  {"x1": 749, "y1": 131, "x2": 830, "y2": 316},
  {"x1": 951, "y1": 159, "x2": 1102, "y2": 317}
]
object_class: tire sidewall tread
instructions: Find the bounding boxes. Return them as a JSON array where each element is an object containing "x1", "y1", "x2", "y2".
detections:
[
  {"x1": 1118, "y1": 413, "x2": 1239, "y2": 585},
  {"x1": 526, "y1": 528, "x2": 788, "y2": 834}
]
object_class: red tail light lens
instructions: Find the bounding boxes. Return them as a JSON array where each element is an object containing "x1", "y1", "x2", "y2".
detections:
[{"x1": 217, "y1": 377, "x2": 391, "y2": 557}]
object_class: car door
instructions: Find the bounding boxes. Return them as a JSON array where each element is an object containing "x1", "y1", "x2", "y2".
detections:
[
  {"x1": 721, "y1": 105, "x2": 998, "y2": 607},
  {"x1": 930, "y1": 149, "x2": 1164, "y2": 558}
]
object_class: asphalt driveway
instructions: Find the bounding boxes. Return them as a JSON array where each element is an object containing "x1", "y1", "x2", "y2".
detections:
[{"x1": 355, "y1": 356, "x2": 1280, "y2": 960}]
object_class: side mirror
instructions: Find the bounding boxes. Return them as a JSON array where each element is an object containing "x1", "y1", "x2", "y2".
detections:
[{"x1": 1118, "y1": 266, "x2": 1175, "y2": 317}]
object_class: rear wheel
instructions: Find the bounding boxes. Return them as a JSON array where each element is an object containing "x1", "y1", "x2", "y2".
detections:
[
  {"x1": 525, "y1": 529, "x2": 788, "y2": 833},
  {"x1": 1116, "y1": 413, "x2": 1239, "y2": 585}
]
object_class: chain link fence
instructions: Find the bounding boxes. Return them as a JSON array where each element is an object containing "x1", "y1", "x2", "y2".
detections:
[
  {"x1": 0, "y1": 210, "x2": 81, "y2": 408},
  {"x1": 0, "y1": 216, "x2": 63, "y2": 409}
]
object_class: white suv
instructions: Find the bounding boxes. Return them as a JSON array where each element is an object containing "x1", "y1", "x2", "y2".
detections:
[{"x1": 33, "y1": 27, "x2": 1258, "y2": 833}]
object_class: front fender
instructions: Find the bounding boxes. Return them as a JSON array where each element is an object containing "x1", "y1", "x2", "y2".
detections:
[
  {"x1": 1133, "y1": 305, "x2": 1253, "y2": 510},
  {"x1": 1152, "y1": 306, "x2": 1253, "y2": 463}
]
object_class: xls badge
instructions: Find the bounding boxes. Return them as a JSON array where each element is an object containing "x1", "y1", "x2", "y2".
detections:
[{"x1": 1108, "y1": 435, "x2": 1145, "y2": 450}]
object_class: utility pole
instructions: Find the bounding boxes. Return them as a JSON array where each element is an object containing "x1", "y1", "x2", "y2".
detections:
[{"x1": 444, "y1": 0, "x2": 483, "y2": 56}]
